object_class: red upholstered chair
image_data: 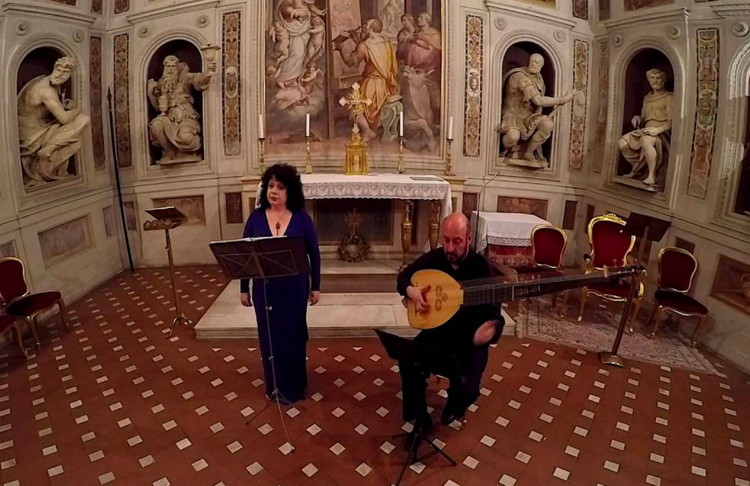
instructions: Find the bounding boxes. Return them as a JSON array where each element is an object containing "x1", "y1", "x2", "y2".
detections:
[
  {"x1": 0, "y1": 257, "x2": 68, "y2": 349},
  {"x1": 0, "y1": 314, "x2": 29, "y2": 358},
  {"x1": 646, "y1": 247, "x2": 707, "y2": 347},
  {"x1": 578, "y1": 213, "x2": 644, "y2": 333},
  {"x1": 515, "y1": 225, "x2": 568, "y2": 315}
]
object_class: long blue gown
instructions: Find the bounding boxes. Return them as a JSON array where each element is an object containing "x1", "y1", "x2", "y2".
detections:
[{"x1": 240, "y1": 209, "x2": 321, "y2": 403}]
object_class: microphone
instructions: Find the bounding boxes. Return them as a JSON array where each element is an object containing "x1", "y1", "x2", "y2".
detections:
[{"x1": 472, "y1": 168, "x2": 504, "y2": 253}]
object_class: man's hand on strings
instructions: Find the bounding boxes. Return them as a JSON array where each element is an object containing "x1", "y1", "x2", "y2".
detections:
[
  {"x1": 406, "y1": 285, "x2": 431, "y2": 314},
  {"x1": 473, "y1": 320, "x2": 498, "y2": 346}
]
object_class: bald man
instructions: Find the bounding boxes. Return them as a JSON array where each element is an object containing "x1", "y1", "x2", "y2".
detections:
[{"x1": 396, "y1": 213, "x2": 503, "y2": 437}]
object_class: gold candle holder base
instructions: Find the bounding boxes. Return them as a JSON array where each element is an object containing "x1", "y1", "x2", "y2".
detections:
[
  {"x1": 305, "y1": 136, "x2": 313, "y2": 174},
  {"x1": 258, "y1": 138, "x2": 266, "y2": 175},
  {"x1": 397, "y1": 137, "x2": 405, "y2": 174},
  {"x1": 445, "y1": 138, "x2": 455, "y2": 176}
]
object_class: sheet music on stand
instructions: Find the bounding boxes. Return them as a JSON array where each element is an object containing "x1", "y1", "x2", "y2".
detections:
[{"x1": 209, "y1": 236, "x2": 310, "y2": 281}]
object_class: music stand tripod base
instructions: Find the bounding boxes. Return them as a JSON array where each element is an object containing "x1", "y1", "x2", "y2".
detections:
[{"x1": 599, "y1": 352, "x2": 626, "y2": 368}]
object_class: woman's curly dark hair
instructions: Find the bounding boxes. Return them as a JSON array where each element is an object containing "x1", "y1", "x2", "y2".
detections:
[{"x1": 259, "y1": 163, "x2": 305, "y2": 212}]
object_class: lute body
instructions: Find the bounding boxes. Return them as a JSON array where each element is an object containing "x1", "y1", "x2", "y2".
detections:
[{"x1": 404, "y1": 266, "x2": 640, "y2": 330}]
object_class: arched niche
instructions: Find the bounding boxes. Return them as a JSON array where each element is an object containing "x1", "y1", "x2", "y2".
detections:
[
  {"x1": 733, "y1": 77, "x2": 750, "y2": 216},
  {"x1": 615, "y1": 48, "x2": 674, "y2": 191},
  {"x1": 17, "y1": 46, "x2": 80, "y2": 188},
  {"x1": 146, "y1": 39, "x2": 205, "y2": 166},
  {"x1": 499, "y1": 42, "x2": 556, "y2": 168}
]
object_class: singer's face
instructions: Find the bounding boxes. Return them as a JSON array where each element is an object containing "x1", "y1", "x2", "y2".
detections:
[
  {"x1": 266, "y1": 177, "x2": 288, "y2": 208},
  {"x1": 442, "y1": 226, "x2": 472, "y2": 263}
]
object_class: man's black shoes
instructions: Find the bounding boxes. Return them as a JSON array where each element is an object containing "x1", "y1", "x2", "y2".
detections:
[{"x1": 440, "y1": 398, "x2": 468, "y2": 425}]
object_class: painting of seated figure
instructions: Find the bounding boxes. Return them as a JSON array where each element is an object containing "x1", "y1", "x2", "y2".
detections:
[{"x1": 264, "y1": 0, "x2": 445, "y2": 158}]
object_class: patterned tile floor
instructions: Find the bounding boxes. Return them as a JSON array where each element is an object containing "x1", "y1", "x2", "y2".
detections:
[{"x1": 1, "y1": 265, "x2": 749, "y2": 486}]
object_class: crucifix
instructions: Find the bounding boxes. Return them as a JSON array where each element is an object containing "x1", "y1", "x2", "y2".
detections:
[
  {"x1": 339, "y1": 83, "x2": 372, "y2": 175},
  {"x1": 344, "y1": 209, "x2": 365, "y2": 236}
]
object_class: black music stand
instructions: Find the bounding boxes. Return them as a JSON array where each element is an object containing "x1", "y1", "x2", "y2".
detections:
[
  {"x1": 209, "y1": 236, "x2": 310, "y2": 407},
  {"x1": 375, "y1": 330, "x2": 458, "y2": 486},
  {"x1": 623, "y1": 213, "x2": 671, "y2": 266},
  {"x1": 144, "y1": 206, "x2": 189, "y2": 337},
  {"x1": 599, "y1": 212, "x2": 669, "y2": 367}
]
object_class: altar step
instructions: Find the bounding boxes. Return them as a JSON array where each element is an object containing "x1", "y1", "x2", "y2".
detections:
[
  {"x1": 194, "y1": 284, "x2": 516, "y2": 339},
  {"x1": 320, "y1": 258, "x2": 401, "y2": 293}
]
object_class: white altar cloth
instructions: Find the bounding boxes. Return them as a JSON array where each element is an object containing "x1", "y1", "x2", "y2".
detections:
[
  {"x1": 258, "y1": 174, "x2": 452, "y2": 220},
  {"x1": 471, "y1": 212, "x2": 550, "y2": 253}
]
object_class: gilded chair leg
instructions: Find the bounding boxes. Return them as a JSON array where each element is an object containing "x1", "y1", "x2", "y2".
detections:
[
  {"x1": 12, "y1": 324, "x2": 29, "y2": 359},
  {"x1": 649, "y1": 307, "x2": 664, "y2": 339},
  {"x1": 561, "y1": 290, "x2": 570, "y2": 318},
  {"x1": 646, "y1": 305, "x2": 659, "y2": 338},
  {"x1": 628, "y1": 298, "x2": 642, "y2": 335},
  {"x1": 28, "y1": 316, "x2": 41, "y2": 349},
  {"x1": 57, "y1": 299, "x2": 69, "y2": 331},
  {"x1": 577, "y1": 288, "x2": 588, "y2": 322},
  {"x1": 692, "y1": 315, "x2": 707, "y2": 348}
]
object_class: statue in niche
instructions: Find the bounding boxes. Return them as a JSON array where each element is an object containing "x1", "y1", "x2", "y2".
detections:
[
  {"x1": 618, "y1": 68, "x2": 673, "y2": 187},
  {"x1": 147, "y1": 55, "x2": 215, "y2": 164},
  {"x1": 17, "y1": 56, "x2": 90, "y2": 188},
  {"x1": 499, "y1": 53, "x2": 576, "y2": 168}
]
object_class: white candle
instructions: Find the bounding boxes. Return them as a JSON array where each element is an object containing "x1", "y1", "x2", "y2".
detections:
[
  {"x1": 447, "y1": 116, "x2": 454, "y2": 140},
  {"x1": 399, "y1": 111, "x2": 404, "y2": 137},
  {"x1": 258, "y1": 114, "x2": 265, "y2": 139},
  {"x1": 306, "y1": 113, "x2": 310, "y2": 137}
]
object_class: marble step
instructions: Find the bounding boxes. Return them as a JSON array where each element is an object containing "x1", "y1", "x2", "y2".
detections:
[{"x1": 194, "y1": 285, "x2": 516, "y2": 339}]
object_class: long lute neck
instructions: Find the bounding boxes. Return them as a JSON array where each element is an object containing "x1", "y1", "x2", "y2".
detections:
[{"x1": 462, "y1": 269, "x2": 632, "y2": 306}]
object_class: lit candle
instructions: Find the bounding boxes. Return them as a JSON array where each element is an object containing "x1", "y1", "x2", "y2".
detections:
[
  {"x1": 258, "y1": 114, "x2": 264, "y2": 139},
  {"x1": 399, "y1": 111, "x2": 404, "y2": 137},
  {"x1": 306, "y1": 113, "x2": 310, "y2": 137},
  {"x1": 447, "y1": 116, "x2": 454, "y2": 141}
]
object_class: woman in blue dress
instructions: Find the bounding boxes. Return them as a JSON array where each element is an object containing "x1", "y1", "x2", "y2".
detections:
[{"x1": 240, "y1": 163, "x2": 321, "y2": 404}]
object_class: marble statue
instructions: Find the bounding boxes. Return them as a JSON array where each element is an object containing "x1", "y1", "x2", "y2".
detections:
[
  {"x1": 17, "y1": 56, "x2": 90, "y2": 188},
  {"x1": 147, "y1": 55, "x2": 215, "y2": 164},
  {"x1": 499, "y1": 53, "x2": 576, "y2": 166},
  {"x1": 618, "y1": 68, "x2": 673, "y2": 186}
]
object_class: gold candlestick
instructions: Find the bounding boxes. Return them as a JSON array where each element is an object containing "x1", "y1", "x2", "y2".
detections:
[
  {"x1": 305, "y1": 135, "x2": 313, "y2": 174},
  {"x1": 397, "y1": 136, "x2": 405, "y2": 174},
  {"x1": 444, "y1": 138, "x2": 455, "y2": 176},
  {"x1": 258, "y1": 138, "x2": 266, "y2": 175}
]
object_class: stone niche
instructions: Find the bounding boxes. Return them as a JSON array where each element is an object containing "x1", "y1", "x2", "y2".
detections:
[
  {"x1": 499, "y1": 42, "x2": 556, "y2": 168},
  {"x1": 17, "y1": 46, "x2": 79, "y2": 189},
  {"x1": 614, "y1": 48, "x2": 674, "y2": 193},
  {"x1": 146, "y1": 40, "x2": 205, "y2": 166},
  {"x1": 733, "y1": 79, "x2": 750, "y2": 217}
]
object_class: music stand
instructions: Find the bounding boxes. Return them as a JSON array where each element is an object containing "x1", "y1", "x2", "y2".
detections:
[
  {"x1": 623, "y1": 213, "x2": 671, "y2": 266},
  {"x1": 375, "y1": 330, "x2": 458, "y2": 486},
  {"x1": 209, "y1": 236, "x2": 309, "y2": 408},
  {"x1": 143, "y1": 206, "x2": 189, "y2": 337},
  {"x1": 599, "y1": 212, "x2": 669, "y2": 367}
]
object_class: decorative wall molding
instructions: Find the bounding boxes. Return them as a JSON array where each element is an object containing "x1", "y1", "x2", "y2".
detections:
[
  {"x1": 494, "y1": 18, "x2": 507, "y2": 30},
  {"x1": 569, "y1": 39, "x2": 590, "y2": 170},
  {"x1": 554, "y1": 30, "x2": 567, "y2": 43},
  {"x1": 137, "y1": 25, "x2": 151, "y2": 38},
  {"x1": 222, "y1": 10, "x2": 242, "y2": 157},
  {"x1": 115, "y1": 0, "x2": 130, "y2": 15},
  {"x1": 573, "y1": 0, "x2": 589, "y2": 20},
  {"x1": 463, "y1": 14, "x2": 483, "y2": 158},
  {"x1": 2, "y1": 2, "x2": 98, "y2": 24},
  {"x1": 593, "y1": 40, "x2": 609, "y2": 174},
  {"x1": 732, "y1": 22, "x2": 749, "y2": 37},
  {"x1": 688, "y1": 28, "x2": 719, "y2": 200},
  {"x1": 485, "y1": 2, "x2": 577, "y2": 29},
  {"x1": 667, "y1": 26, "x2": 681, "y2": 39},
  {"x1": 90, "y1": 36, "x2": 106, "y2": 171},
  {"x1": 197, "y1": 14, "x2": 211, "y2": 29},
  {"x1": 113, "y1": 33, "x2": 132, "y2": 168},
  {"x1": 38, "y1": 215, "x2": 94, "y2": 268},
  {"x1": 712, "y1": 4, "x2": 750, "y2": 19},
  {"x1": 604, "y1": 7, "x2": 689, "y2": 30},
  {"x1": 72, "y1": 29, "x2": 84, "y2": 43},
  {"x1": 15, "y1": 21, "x2": 29, "y2": 36},
  {"x1": 126, "y1": 0, "x2": 220, "y2": 24}
]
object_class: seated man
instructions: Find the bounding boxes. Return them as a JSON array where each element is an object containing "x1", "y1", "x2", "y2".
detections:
[{"x1": 396, "y1": 213, "x2": 504, "y2": 436}]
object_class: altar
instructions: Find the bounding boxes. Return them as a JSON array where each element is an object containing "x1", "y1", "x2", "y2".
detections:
[
  {"x1": 241, "y1": 173, "x2": 454, "y2": 266},
  {"x1": 471, "y1": 212, "x2": 550, "y2": 267}
]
